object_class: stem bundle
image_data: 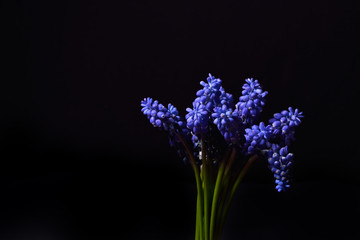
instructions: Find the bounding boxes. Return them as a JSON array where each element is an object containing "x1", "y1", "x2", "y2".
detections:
[{"x1": 177, "y1": 133, "x2": 258, "y2": 240}]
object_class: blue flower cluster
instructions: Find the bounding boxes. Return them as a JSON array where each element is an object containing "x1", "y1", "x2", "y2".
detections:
[
  {"x1": 141, "y1": 73, "x2": 303, "y2": 192},
  {"x1": 269, "y1": 107, "x2": 303, "y2": 145},
  {"x1": 267, "y1": 145, "x2": 294, "y2": 192},
  {"x1": 186, "y1": 101, "x2": 209, "y2": 135},
  {"x1": 141, "y1": 97, "x2": 185, "y2": 131},
  {"x1": 242, "y1": 107, "x2": 303, "y2": 191},
  {"x1": 235, "y1": 78, "x2": 268, "y2": 125},
  {"x1": 244, "y1": 122, "x2": 272, "y2": 154},
  {"x1": 186, "y1": 74, "x2": 235, "y2": 144},
  {"x1": 195, "y1": 74, "x2": 223, "y2": 110},
  {"x1": 141, "y1": 97, "x2": 192, "y2": 163},
  {"x1": 194, "y1": 74, "x2": 234, "y2": 110},
  {"x1": 211, "y1": 105, "x2": 242, "y2": 144}
]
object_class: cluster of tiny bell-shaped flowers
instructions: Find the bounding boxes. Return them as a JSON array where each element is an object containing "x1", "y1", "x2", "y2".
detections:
[
  {"x1": 235, "y1": 78, "x2": 267, "y2": 125},
  {"x1": 140, "y1": 74, "x2": 303, "y2": 192},
  {"x1": 141, "y1": 97, "x2": 192, "y2": 163},
  {"x1": 266, "y1": 145, "x2": 294, "y2": 192},
  {"x1": 244, "y1": 107, "x2": 303, "y2": 191},
  {"x1": 269, "y1": 107, "x2": 303, "y2": 145},
  {"x1": 186, "y1": 74, "x2": 234, "y2": 138},
  {"x1": 211, "y1": 105, "x2": 242, "y2": 144},
  {"x1": 244, "y1": 122, "x2": 272, "y2": 154},
  {"x1": 140, "y1": 97, "x2": 185, "y2": 131}
]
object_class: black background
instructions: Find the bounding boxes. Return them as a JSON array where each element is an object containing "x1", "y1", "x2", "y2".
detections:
[{"x1": 1, "y1": 0, "x2": 360, "y2": 239}]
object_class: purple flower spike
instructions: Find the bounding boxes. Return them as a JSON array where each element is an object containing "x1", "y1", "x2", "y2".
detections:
[
  {"x1": 212, "y1": 104, "x2": 242, "y2": 144},
  {"x1": 194, "y1": 73, "x2": 223, "y2": 111},
  {"x1": 266, "y1": 144, "x2": 294, "y2": 192},
  {"x1": 235, "y1": 78, "x2": 268, "y2": 125},
  {"x1": 141, "y1": 98, "x2": 185, "y2": 132},
  {"x1": 186, "y1": 101, "x2": 209, "y2": 135},
  {"x1": 244, "y1": 122, "x2": 272, "y2": 154},
  {"x1": 269, "y1": 107, "x2": 304, "y2": 146}
]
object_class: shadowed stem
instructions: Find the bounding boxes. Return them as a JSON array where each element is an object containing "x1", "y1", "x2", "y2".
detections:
[
  {"x1": 209, "y1": 147, "x2": 235, "y2": 240},
  {"x1": 176, "y1": 133, "x2": 203, "y2": 240},
  {"x1": 217, "y1": 154, "x2": 259, "y2": 238},
  {"x1": 202, "y1": 137, "x2": 212, "y2": 240},
  {"x1": 224, "y1": 148, "x2": 237, "y2": 176},
  {"x1": 176, "y1": 132, "x2": 258, "y2": 240},
  {"x1": 209, "y1": 160, "x2": 225, "y2": 240},
  {"x1": 196, "y1": 189, "x2": 202, "y2": 240}
]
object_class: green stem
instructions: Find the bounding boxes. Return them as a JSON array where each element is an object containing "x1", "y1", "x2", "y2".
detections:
[
  {"x1": 209, "y1": 160, "x2": 225, "y2": 240},
  {"x1": 212, "y1": 148, "x2": 236, "y2": 240},
  {"x1": 202, "y1": 138, "x2": 211, "y2": 240},
  {"x1": 224, "y1": 148, "x2": 237, "y2": 176},
  {"x1": 214, "y1": 173, "x2": 230, "y2": 240},
  {"x1": 230, "y1": 155, "x2": 258, "y2": 203},
  {"x1": 176, "y1": 133, "x2": 203, "y2": 240},
  {"x1": 195, "y1": 181, "x2": 203, "y2": 240},
  {"x1": 218, "y1": 154, "x2": 259, "y2": 236},
  {"x1": 195, "y1": 191, "x2": 201, "y2": 240}
]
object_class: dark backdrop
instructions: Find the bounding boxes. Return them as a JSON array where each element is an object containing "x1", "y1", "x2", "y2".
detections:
[{"x1": 1, "y1": 0, "x2": 360, "y2": 239}]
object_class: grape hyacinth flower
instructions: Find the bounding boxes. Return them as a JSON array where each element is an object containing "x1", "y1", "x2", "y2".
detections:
[
  {"x1": 244, "y1": 122, "x2": 272, "y2": 154},
  {"x1": 267, "y1": 145, "x2": 294, "y2": 192},
  {"x1": 211, "y1": 104, "x2": 242, "y2": 144},
  {"x1": 186, "y1": 101, "x2": 210, "y2": 135},
  {"x1": 141, "y1": 97, "x2": 190, "y2": 161},
  {"x1": 195, "y1": 74, "x2": 223, "y2": 111},
  {"x1": 141, "y1": 97, "x2": 184, "y2": 131},
  {"x1": 140, "y1": 73, "x2": 304, "y2": 240},
  {"x1": 235, "y1": 78, "x2": 268, "y2": 125},
  {"x1": 269, "y1": 107, "x2": 304, "y2": 145}
]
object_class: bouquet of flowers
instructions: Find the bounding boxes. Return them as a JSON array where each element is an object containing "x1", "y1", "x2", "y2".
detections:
[{"x1": 141, "y1": 74, "x2": 303, "y2": 240}]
